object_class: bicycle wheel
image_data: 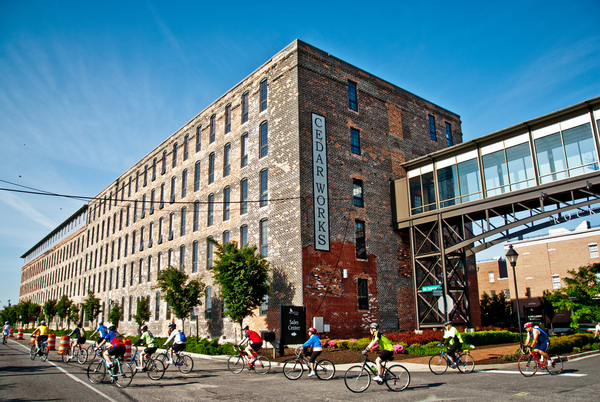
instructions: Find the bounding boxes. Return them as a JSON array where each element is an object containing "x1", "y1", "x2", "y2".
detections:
[
  {"x1": 87, "y1": 360, "x2": 106, "y2": 384},
  {"x1": 62, "y1": 348, "x2": 71, "y2": 363},
  {"x1": 428, "y1": 354, "x2": 449, "y2": 375},
  {"x1": 87, "y1": 345, "x2": 98, "y2": 362},
  {"x1": 77, "y1": 347, "x2": 88, "y2": 364},
  {"x1": 177, "y1": 354, "x2": 193, "y2": 374},
  {"x1": 548, "y1": 355, "x2": 563, "y2": 375},
  {"x1": 517, "y1": 354, "x2": 537, "y2": 377},
  {"x1": 457, "y1": 353, "x2": 475, "y2": 373},
  {"x1": 30, "y1": 344, "x2": 37, "y2": 360},
  {"x1": 385, "y1": 364, "x2": 410, "y2": 392},
  {"x1": 40, "y1": 345, "x2": 49, "y2": 362},
  {"x1": 282, "y1": 359, "x2": 303, "y2": 380},
  {"x1": 114, "y1": 362, "x2": 134, "y2": 388},
  {"x1": 227, "y1": 355, "x2": 245, "y2": 374},
  {"x1": 147, "y1": 359, "x2": 165, "y2": 380},
  {"x1": 157, "y1": 352, "x2": 170, "y2": 368},
  {"x1": 253, "y1": 355, "x2": 271, "y2": 375},
  {"x1": 315, "y1": 359, "x2": 335, "y2": 380},
  {"x1": 344, "y1": 365, "x2": 371, "y2": 393}
]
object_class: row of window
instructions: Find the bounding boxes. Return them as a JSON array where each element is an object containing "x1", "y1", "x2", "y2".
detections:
[{"x1": 428, "y1": 115, "x2": 454, "y2": 146}]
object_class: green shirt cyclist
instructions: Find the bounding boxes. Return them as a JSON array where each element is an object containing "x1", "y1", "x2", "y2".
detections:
[{"x1": 364, "y1": 323, "x2": 394, "y2": 382}]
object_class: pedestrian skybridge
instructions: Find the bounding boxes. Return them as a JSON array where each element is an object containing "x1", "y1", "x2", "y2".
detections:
[{"x1": 392, "y1": 96, "x2": 600, "y2": 329}]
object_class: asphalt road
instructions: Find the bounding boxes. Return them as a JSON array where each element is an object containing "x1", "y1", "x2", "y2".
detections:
[{"x1": 1, "y1": 338, "x2": 599, "y2": 401}]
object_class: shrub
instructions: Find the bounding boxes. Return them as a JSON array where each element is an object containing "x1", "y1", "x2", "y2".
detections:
[
  {"x1": 386, "y1": 330, "x2": 443, "y2": 346},
  {"x1": 462, "y1": 330, "x2": 518, "y2": 346},
  {"x1": 405, "y1": 341, "x2": 440, "y2": 356},
  {"x1": 548, "y1": 333, "x2": 594, "y2": 355}
]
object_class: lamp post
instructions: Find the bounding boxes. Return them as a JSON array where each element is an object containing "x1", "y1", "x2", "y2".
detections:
[{"x1": 506, "y1": 244, "x2": 522, "y2": 346}]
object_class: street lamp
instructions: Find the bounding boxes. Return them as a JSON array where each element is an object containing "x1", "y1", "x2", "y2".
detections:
[{"x1": 506, "y1": 244, "x2": 522, "y2": 346}]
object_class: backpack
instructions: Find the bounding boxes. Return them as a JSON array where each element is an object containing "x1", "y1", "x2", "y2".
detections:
[{"x1": 179, "y1": 331, "x2": 187, "y2": 342}]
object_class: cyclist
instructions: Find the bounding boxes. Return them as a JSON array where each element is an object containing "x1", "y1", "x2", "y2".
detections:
[
  {"x1": 523, "y1": 322, "x2": 552, "y2": 367},
  {"x1": 67, "y1": 321, "x2": 86, "y2": 361},
  {"x1": 302, "y1": 327, "x2": 322, "y2": 377},
  {"x1": 363, "y1": 323, "x2": 394, "y2": 383},
  {"x1": 134, "y1": 324, "x2": 158, "y2": 370},
  {"x1": 442, "y1": 321, "x2": 463, "y2": 368},
  {"x1": 31, "y1": 320, "x2": 49, "y2": 355},
  {"x1": 162, "y1": 323, "x2": 186, "y2": 365},
  {"x1": 97, "y1": 323, "x2": 125, "y2": 368},
  {"x1": 2, "y1": 321, "x2": 9, "y2": 344},
  {"x1": 90, "y1": 321, "x2": 108, "y2": 347},
  {"x1": 238, "y1": 325, "x2": 262, "y2": 364}
]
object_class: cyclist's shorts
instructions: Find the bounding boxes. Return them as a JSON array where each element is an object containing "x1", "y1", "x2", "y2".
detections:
[
  {"x1": 379, "y1": 350, "x2": 394, "y2": 362},
  {"x1": 144, "y1": 347, "x2": 158, "y2": 355},
  {"x1": 308, "y1": 350, "x2": 322, "y2": 363},
  {"x1": 37, "y1": 335, "x2": 48, "y2": 344},
  {"x1": 173, "y1": 343, "x2": 186, "y2": 353},
  {"x1": 77, "y1": 336, "x2": 86, "y2": 344},
  {"x1": 108, "y1": 346, "x2": 126, "y2": 357},
  {"x1": 250, "y1": 342, "x2": 263, "y2": 352},
  {"x1": 535, "y1": 341, "x2": 550, "y2": 352}
]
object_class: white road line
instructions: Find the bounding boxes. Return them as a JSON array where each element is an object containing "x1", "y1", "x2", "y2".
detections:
[
  {"x1": 477, "y1": 369, "x2": 586, "y2": 377},
  {"x1": 14, "y1": 341, "x2": 118, "y2": 402}
]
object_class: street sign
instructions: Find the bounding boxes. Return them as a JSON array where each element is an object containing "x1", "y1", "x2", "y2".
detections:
[
  {"x1": 280, "y1": 306, "x2": 306, "y2": 346},
  {"x1": 432, "y1": 289, "x2": 443, "y2": 297},
  {"x1": 422, "y1": 284, "x2": 442, "y2": 292}
]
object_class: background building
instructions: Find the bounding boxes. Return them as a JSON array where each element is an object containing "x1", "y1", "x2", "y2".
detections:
[{"x1": 19, "y1": 40, "x2": 462, "y2": 338}]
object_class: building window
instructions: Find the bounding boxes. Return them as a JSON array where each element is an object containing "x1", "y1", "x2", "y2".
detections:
[
  {"x1": 355, "y1": 220, "x2": 366, "y2": 259},
  {"x1": 223, "y1": 187, "x2": 230, "y2": 221},
  {"x1": 552, "y1": 274, "x2": 561, "y2": 289},
  {"x1": 223, "y1": 230, "x2": 230, "y2": 244},
  {"x1": 207, "y1": 194, "x2": 214, "y2": 226},
  {"x1": 259, "y1": 79, "x2": 267, "y2": 111},
  {"x1": 348, "y1": 80, "x2": 358, "y2": 112},
  {"x1": 358, "y1": 278, "x2": 368, "y2": 309},
  {"x1": 259, "y1": 121, "x2": 268, "y2": 158},
  {"x1": 225, "y1": 104, "x2": 231, "y2": 133},
  {"x1": 260, "y1": 219, "x2": 268, "y2": 257},
  {"x1": 172, "y1": 143, "x2": 178, "y2": 168},
  {"x1": 143, "y1": 165, "x2": 148, "y2": 187},
  {"x1": 170, "y1": 176, "x2": 176, "y2": 204},
  {"x1": 183, "y1": 135, "x2": 189, "y2": 161},
  {"x1": 193, "y1": 201, "x2": 199, "y2": 232},
  {"x1": 181, "y1": 169, "x2": 187, "y2": 198},
  {"x1": 196, "y1": 125, "x2": 202, "y2": 152},
  {"x1": 148, "y1": 222, "x2": 154, "y2": 248},
  {"x1": 147, "y1": 255, "x2": 152, "y2": 282},
  {"x1": 205, "y1": 287, "x2": 212, "y2": 319},
  {"x1": 223, "y1": 143, "x2": 231, "y2": 177},
  {"x1": 168, "y1": 213, "x2": 174, "y2": 240},
  {"x1": 445, "y1": 122, "x2": 453, "y2": 146},
  {"x1": 210, "y1": 115, "x2": 216, "y2": 143},
  {"x1": 488, "y1": 272, "x2": 495, "y2": 283},
  {"x1": 260, "y1": 294, "x2": 268, "y2": 316},
  {"x1": 241, "y1": 92, "x2": 249, "y2": 123},
  {"x1": 179, "y1": 245, "x2": 185, "y2": 271},
  {"x1": 350, "y1": 128, "x2": 361, "y2": 155},
  {"x1": 240, "y1": 179, "x2": 248, "y2": 214},
  {"x1": 353, "y1": 179, "x2": 364, "y2": 207},
  {"x1": 240, "y1": 225, "x2": 248, "y2": 247},
  {"x1": 161, "y1": 150, "x2": 167, "y2": 174},
  {"x1": 180, "y1": 206, "x2": 186, "y2": 236},
  {"x1": 194, "y1": 162, "x2": 200, "y2": 192},
  {"x1": 207, "y1": 239, "x2": 213, "y2": 268},
  {"x1": 192, "y1": 241, "x2": 198, "y2": 273},
  {"x1": 159, "y1": 183, "x2": 165, "y2": 209},
  {"x1": 158, "y1": 218, "x2": 164, "y2": 244},
  {"x1": 208, "y1": 152, "x2": 215, "y2": 184},
  {"x1": 429, "y1": 115, "x2": 437, "y2": 141},
  {"x1": 155, "y1": 291, "x2": 160, "y2": 320},
  {"x1": 149, "y1": 190, "x2": 155, "y2": 215},
  {"x1": 138, "y1": 259, "x2": 143, "y2": 284},
  {"x1": 157, "y1": 252, "x2": 162, "y2": 277},
  {"x1": 589, "y1": 243, "x2": 599, "y2": 258},
  {"x1": 241, "y1": 133, "x2": 249, "y2": 167},
  {"x1": 260, "y1": 169, "x2": 268, "y2": 207}
]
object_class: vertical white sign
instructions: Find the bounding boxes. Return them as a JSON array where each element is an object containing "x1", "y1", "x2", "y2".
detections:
[{"x1": 312, "y1": 113, "x2": 330, "y2": 251}]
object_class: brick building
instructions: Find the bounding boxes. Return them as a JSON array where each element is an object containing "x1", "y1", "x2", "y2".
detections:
[
  {"x1": 477, "y1": 220, "x2": 600, "y2": 326},
  {"x1": 19, "y1": 40, "x2": 462, "y2": 338}
]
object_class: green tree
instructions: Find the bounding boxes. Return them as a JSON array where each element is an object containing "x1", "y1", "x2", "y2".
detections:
[
  {"x1": 82, "y1": 291, "x2": 102, "y2": 327},
  {"x1": 17, "y1": 300, "x2": 41, "y2": 328},
  {"x1": 156, "y1": 266, "x2": 206, "y2": 333},
  {"x1": 546, "y1": 263, "x2": 600, "y2": 329},
  {"x1": 133, "y1": 297, "x2": 151, "y2": 328},
  {"x1": 480, "y1": 291, "x2": 514, "y2": 327},
  {"x1": 69, "y1": 304, "x2": 81, "y2": 324},
  {"x1": 1, "y1": 304, "x2": 18, "y2": 327},
  {"x1": 56, "y1": 295, "x2": 73, "y2": 328},
  {"x1": 208, "y1": 239, "x2": 270, "y2": 331},
  {"x1": 107, "y1": 302, "x2": 124, "y2": 328},
  {"x1": 43, "y1": 299, "x2": 58, "y2": 330}
]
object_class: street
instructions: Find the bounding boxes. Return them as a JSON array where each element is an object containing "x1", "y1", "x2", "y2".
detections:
[{"x1": 1, "y1": 338, "x2": 599, "y2": 401}]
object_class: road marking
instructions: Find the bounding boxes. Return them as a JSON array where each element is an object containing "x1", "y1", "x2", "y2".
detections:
[
  {"x1": 15, "y1": 341, "x2": 118, "y2": 402},
  {"x1": 477, "y1": 369, "x2": 587, "y2": 377}
]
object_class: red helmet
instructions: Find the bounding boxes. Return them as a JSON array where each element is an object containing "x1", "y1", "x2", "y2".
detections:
[
  {"x1": 308, "y1": 327, "x2": 317, "y2": 333},
  {"x1": 524, "y1": 322, "x2": 533, "y2": 329}
]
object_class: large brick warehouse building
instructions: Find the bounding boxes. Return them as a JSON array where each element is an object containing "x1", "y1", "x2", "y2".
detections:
[{"x1": 19, "y1": 40, "x2": 463, "y2": 338}]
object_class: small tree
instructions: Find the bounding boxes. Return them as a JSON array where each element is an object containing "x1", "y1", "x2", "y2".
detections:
[
  {"x1": 82, "y1": 291, "x2": 102, "y2": 327},
  {"x1": 43, "y1": 299, "x2": 58, "y2": 329},
  {"x1": 480, "y1": 291, "x2": 514, "y2": 327},
  {"x1": 69, "y1": 304, "x2": 81, "y2": 324},
  {"x1": 133, "y1": 297, "x2": 151, "y2": 328},
  {"x1": 56, "y1": 295, "x2": 73, "y2": 329},
  {"x1": 546, "y1": 263, "x2": 600, "y2": 329},
  {"x1": 156, "y1": 266, "x2": 206, "y2": 333},
  {"x1": 108, "y1": 302, "x2": 124, "y2": 328},
  {"x1": 208, "y1": 239, "x2": 270, "y2": 333}
]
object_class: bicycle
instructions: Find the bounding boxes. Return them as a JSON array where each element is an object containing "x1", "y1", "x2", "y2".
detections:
[
  {"x1": 61, "y1": 341, "x2": 89, "y2": 364},
  {"x1": 29, "y1": 340, "x2": 49, "y2": 362},
  {"x1": 344, "y1": 353, "x2": 410, "y2": 393},
  {"x1": 157, "y1": 347, "x2": 194, "y2": 374},
  {"x1": 227, "y1": 345, "x2": 271, "y2": 375},
  {"x1": 86, "y1": 337, "x2": 104, "y2": 362},
  {"x1": 283, "y1": 346, "x2": 335, "y2": 380},
  {"x1": 130, "y1": 346, "x2": 165, "y2": 380},
  {"x1": 517, "y1": 346, "x2": 563, "y2": 376},
  {"x1": 428, "y1": 343, "x2": 475, "y2": 374},
  {"x1": 87, "y1": 353, "x2": 134, "y2": 388}
]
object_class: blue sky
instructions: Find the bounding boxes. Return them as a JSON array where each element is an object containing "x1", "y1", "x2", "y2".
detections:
[{"x1": 1, "y1": 1, "x2": 599, "y2": 308}]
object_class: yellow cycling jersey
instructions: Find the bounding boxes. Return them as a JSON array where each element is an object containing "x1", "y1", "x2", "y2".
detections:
[{"x1": 35, "y1": 325, "x2": 49, "y2": 336}]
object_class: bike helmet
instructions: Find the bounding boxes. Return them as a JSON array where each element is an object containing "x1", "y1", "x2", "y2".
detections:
[
  {"x1": 40, "y1": 320, "x2": 46, "y2": 325},
  {"x1": 77, "y1": 321, "x2": 82, "y2": 327},
  {"x1": 99, "y1": 321, "x2": 103, "y2": 326},
  {"x1": 242, "y1": 325, "x2": 249, "y2": 331},
  {"x1": 524, "y1": 322, "x2": 533, "y2": 329},
  {"x1": 369, "y1": 323, "x2": 379, "y2": 330},
  {"x1": 108, "y1": 324, "x2": 117, "y2": 330},
  {"x1": 168, "y1": 323, "x2": 176, "y2": 328},
  {"x1": 443, "y1": 321, "x2": 453, "y2": 326},
  {"x1": 308, "y1": 327, "x2": 317, "y2": 333},
  {"x1": 140, "y1": 325, "x2": 148, "y2": 331},
  {"x1": 4, "y1": 321, "x2": 8, "y2": 324}
]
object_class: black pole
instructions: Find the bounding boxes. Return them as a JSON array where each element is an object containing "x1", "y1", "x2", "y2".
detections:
[{"x1": 511, "y1": 260, "x2": 523, "y2": 346}]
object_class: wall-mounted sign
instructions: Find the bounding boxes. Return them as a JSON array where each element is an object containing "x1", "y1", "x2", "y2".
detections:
[
  {"x1": 312, "y1": 113, "x2": 330, "y2": 251},
  {"x1": 280, "y1": 306, "x2": 306, "y2": 345}
]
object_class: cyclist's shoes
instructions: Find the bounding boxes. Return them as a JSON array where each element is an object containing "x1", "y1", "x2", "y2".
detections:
[
  {"x1": 373, "y1": 375, "x2": 383, "y2": 382},
  {"x1": 308, "y1": 371, "x2": 316, "y2": 377},
  {"x1": 451, "y1": 362, "x2": 457, "y2": 368},
  {"x1": 167, "y1": 359, "x2": 174, "y2": 365},
  {"x1": 136, "y1": 366, "x2": 144, "y2": 370}
]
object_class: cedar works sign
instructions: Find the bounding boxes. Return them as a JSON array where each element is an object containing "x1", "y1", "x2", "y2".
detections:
[{"x1": 312, "y1": 113, "x2": 330, "y2": 251}]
